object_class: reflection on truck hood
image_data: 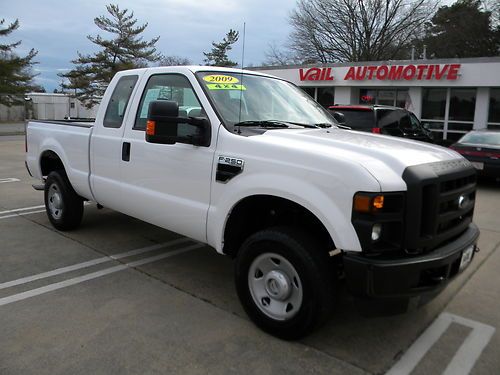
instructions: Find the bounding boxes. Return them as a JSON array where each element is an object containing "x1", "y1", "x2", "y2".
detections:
[{"x1": 260, "y1": 128, "x2": 463, "y2": 190}]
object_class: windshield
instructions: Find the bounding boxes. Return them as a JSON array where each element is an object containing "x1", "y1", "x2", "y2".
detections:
[
  {"x1": 458, "y1": 132, "x2": 500, "y2": 146},
  {"x1": 196, "y1": 71, "x2": 337, "y2": 129}
]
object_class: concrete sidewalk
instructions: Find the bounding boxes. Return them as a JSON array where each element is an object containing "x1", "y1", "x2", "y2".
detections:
[{"x1": 0, "y1": 122, "x2": 25, "y2": 136}]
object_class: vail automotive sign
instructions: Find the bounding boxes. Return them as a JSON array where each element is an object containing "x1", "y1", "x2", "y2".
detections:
[{"x1": 299, "y1": 64, "x2": 461, "y2": 82}]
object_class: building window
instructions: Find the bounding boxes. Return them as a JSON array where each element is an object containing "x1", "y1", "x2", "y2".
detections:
[
  {"x1": 317, "y1": 87, "x2": 335, "y2": 107},
  {"x1": 488, "y1": 88, "x2": 500, "y2": 129},
  {"x1": 301, "y1": 87, "x2": 316, "y2": 99},
  {"x1": 421, "y1": 88, "x2": 476, "y2": 144},
  {"x1": 359, "y1": 89, "x2": 408, "y2": 108},
  {"x1": 422, "y1": 88, "x2": 446, "y2": 120},
  {"x1": 449, "y1": 89, "x2": 475, "y2": 122}
]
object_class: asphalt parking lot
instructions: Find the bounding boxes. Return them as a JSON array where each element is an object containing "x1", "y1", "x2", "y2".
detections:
[{"x1": 1, "y1": 133, "x2": 500, "y2": 374}]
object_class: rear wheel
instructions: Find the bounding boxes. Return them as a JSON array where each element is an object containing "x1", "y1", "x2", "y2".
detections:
[
  {"x1": 235, "y1": 227, "x2": 336, "y2": 340},
  {"x1": 44, "y1": 170, "x2": 83, "y2": 231}
]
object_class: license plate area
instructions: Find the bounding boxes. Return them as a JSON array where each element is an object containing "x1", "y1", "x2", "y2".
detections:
[
  {"x1": 471, "y1": 162, "x2": 484, "y2": 170},
  {"x1": 459, "y1": 245, "x2": 475, "y2": 271}
]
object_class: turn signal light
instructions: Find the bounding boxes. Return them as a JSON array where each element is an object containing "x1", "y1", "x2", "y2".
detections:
[
  {"x1": 353, "y1": 194, "x2": 384, "y2": 213},
  {"x1": 146, "y1": 120, "x2": 156, "y2": 136}
]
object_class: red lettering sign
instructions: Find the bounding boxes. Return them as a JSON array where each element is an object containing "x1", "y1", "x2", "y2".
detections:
[
  {"x1": 341, "y1": 64, "x2": 461, "y2": 81},
  {"x1": 299, "y1": 67, "x2": 334, "y2": 81},
  {"x1": 300, "y1": 64, "x2": 461, "y2": 81}
]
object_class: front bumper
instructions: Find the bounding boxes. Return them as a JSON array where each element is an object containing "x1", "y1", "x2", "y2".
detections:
[{"x1": 343, "y1": 223, "x2": 479, "y2": 312}]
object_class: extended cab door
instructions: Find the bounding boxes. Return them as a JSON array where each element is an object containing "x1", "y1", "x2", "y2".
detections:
[
  {"x1": 118, "y1": 71, "x2": 217, "y2": 242},
  {"x1": 90, "y1": 73, "x2": 140, "y2": 208}
]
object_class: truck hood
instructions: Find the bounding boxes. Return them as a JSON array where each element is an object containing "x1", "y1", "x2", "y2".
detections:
[{"x1": 261, "y1": 128, "x2": 463, "y2": 191}]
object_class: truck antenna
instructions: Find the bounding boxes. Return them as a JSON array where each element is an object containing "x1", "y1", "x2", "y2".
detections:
[{"x1": 237, "y1": 22, "x2": 246, "y2": 133}]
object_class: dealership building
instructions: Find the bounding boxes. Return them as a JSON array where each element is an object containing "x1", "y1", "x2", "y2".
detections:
[{"x1": 253, "y1": 57, "x2": 500, "y2": 142}]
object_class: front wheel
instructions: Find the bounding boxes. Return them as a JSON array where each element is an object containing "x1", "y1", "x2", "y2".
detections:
[
  {"x1": 44, "y1": 170, "x2": 84, "y2": 231},
  {"x1": 235, "y1": 227, "x2": 336, "y2": 340}
]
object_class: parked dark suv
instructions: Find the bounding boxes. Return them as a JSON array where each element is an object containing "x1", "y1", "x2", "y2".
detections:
[{"x1": 328, "y1": 105, "x2": 434, "y2": 143}]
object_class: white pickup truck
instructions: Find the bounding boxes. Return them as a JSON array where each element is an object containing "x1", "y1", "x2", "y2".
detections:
[{"x1": 26, "y1": 66, "x2": 479, "y2": 339}]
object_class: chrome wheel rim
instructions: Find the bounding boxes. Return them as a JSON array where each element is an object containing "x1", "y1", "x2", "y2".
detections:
[
  {"x1": 47, "y1": 183, "x2": 63, "y2": 219},
  {"x1": 248, "y1": 253, "x2": 303, "y2": 321}
]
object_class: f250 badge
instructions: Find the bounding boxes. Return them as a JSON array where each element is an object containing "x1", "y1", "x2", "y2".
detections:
[
  {"x1": 216, "y1": 156, "x2": 245, "y2": 183},
  {"x1": 218, "y1": 156, "x2": 245, "y2": 167}
]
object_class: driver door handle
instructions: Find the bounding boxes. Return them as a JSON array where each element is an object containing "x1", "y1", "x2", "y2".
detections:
[{"x1": 122, "y1": 142, "x2": 131, "y2": 162}]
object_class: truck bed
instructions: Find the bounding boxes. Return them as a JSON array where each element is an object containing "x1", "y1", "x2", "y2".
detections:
[{"x1": 26, "y1": 120, "x2": 94, "y2": 200}]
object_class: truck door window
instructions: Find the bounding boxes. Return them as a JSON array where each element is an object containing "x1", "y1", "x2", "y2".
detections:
[
  {"x1": 134, "y1": 74, "x2": 205, "y2": 136},
  {"x1": 103, "y1": 75, "x2": 138, "y2": 128}
]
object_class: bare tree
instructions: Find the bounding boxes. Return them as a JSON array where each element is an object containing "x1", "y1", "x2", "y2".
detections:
[
  {"x1": 288, "y1": 0, "x2": 437, "y2": 63},
  {"x1": 158, "y1": 55, "x2": 191, "y2": 66},
  {"x1": 263, "y1": 42, "x2": 303, "y2": 66}
]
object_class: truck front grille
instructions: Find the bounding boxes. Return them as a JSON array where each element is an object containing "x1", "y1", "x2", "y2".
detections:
[{"x1": 403, "y1": 160, "x2": 477, "y2": 253}]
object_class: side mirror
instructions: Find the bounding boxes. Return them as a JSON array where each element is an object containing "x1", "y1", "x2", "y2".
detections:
[
  {"x1": 332, "y1": 111, "x2": 346, "y2": 125},
  {"x1": 145, "y1": 100, "x2": 211, "y2": 147}
]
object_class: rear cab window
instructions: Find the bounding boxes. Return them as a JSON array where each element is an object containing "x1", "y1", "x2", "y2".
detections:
[{"x1": 103, "y1": 75, "x2": 138, "y2": 128}]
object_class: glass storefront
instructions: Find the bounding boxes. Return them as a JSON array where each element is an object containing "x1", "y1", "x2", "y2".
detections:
[
  {"x1": 317, "y1": 87, "x2": 335, "y2": 107},
  {"x1": 421, "y1": 88, "x2": 476, "y2": 144},
  {"x1": 488, "y1": 88, "x2": 500, "y2": 130},
  {"x1": 296, "y1": 84, "x2": 499, "y2": 141},
  {"x1": 359, "y1": 89, "x2": 408, "y2": 108},
  {"x1": 301, "y1": 87, "x2": 316, "y2": 99}
]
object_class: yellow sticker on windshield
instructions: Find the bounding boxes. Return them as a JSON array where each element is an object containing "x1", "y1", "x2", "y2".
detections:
[
  {"x1": 203, "y1": 75, "x2": 239, "y2": 84},
  {"x1": 207, "y1": 83, "x2": 246, "y2": 90}
]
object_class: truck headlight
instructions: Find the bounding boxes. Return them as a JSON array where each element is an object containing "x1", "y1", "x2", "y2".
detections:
[{"x1": 371, "y1": 223, "x2": 382, "y2": 241}]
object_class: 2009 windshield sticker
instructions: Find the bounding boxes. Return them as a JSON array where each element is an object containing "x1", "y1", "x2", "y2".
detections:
[
  {"x1": 203, "y1": 74, "x2": 239, "y2": 84},
  {"x1": 206, "y1": 83, "x2": 246, "y2": 90}
]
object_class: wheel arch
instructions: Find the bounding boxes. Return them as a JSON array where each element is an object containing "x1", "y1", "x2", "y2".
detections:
[
  {"x1": 40, "y1": 149, "x2": 66, "y2": 177},
  {"x1": 221, "y1": 194, "x2": 335, "y2": 258}
]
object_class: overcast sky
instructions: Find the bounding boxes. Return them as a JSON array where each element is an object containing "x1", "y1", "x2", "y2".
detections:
[{"x1": 2, "y1": 0, "x2": 295, "y2": 91}]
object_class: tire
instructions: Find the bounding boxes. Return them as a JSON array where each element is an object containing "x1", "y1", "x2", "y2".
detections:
[
  {"x1": 235, "y1": 227, "x2": 336, "y2": 340},
  {"x1": 44, "y1": 170, "x2": 84, "y2": 231}
]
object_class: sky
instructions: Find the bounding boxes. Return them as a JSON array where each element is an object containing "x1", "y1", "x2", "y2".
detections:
[{"x1": 2, "y1": 0, "x2": 296, "y2": 92}]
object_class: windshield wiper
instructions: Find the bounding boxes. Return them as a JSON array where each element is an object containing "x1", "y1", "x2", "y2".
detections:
[
  {"x1": 234, "y1": 120, "x2": 321, "y2": 129},
  {"x1": 234, "y1": 120, "x2": 293, "y2": 128},
  {"x1": 313, "y1": 122, "x2": 334, "y2": 128}
]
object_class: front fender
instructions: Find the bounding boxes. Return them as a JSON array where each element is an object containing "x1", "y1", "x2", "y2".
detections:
[{"x1": 207, "y1": 172, "x2": 366, "y2": 254}]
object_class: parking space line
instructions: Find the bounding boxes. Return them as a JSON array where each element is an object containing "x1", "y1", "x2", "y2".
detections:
[
  {"x1": 0, "y1": 202, "x2": 92, "y2": 220},
  {"x1": 0, "y1": 178, "x2": 20, "y2": 184},
  {"x1": 442, "y1": 314, "x2": 496, "y2": 375},
  {"x1": 0, "y1": 242, "x2": 203, "y2": 307},
  {"x1": 387, "y1": 312, "x2": 495, "y2": 375},
  {"x1": 0, "y1": 204, "x2": 45, "y2": 215},
  {"x1": 0, "y1": 209, "x2": 47, "y2": 220},
  {"x1": 0, "y1": 238, "x2": 192, "y2": 290}
]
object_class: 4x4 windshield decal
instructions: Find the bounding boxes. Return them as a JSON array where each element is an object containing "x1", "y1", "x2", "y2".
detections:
[{"x1": 206, "y1": 83, "x2": 246, "y2": 91}]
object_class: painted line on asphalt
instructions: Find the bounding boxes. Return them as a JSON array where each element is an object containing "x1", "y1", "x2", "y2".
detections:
[
  {"x1": 0, "y1": 204, "x2": 45, "y2": 215},
  {"x1": 0, "y1": 237, "x2": 192, "y2": 290},
  {"x1": 0, "y1": 178, "x2": 20, "y2": 184},
  {"x1": 0, "y1": 202, "x2": 92, "y2": 220},
  {"x1": 387, "y1": 312, "x2": 495, "y2": 375},
  {"x1": 0, "y1": 242, "x2": 203, "y2": 307},
  {"x1": 0, "y1": 209, "x2": 46, "y2": 220}
]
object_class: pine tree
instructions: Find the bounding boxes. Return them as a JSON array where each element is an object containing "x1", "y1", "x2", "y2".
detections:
[
  {"x1": 203, "y1": 29, "x2": 239, "y2": 67},
  {"x1": 61, "y1": 4, "x2": 160, "y2": 108},
  {"x1": 0, "y1": 19, "x2": 38, "y2": 106}
]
